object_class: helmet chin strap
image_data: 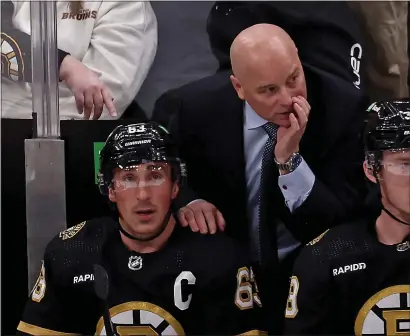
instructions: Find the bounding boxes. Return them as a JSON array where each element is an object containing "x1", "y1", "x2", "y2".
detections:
[
  {"x1": 117, "y1": 209, "x2": 173, "y2": 242},
  {"x1": 374, "y1": 172, "x2": 410, "y2": 226},
  {"x1": 381, "y1": 205, "x2": 410, "y2": 226}
]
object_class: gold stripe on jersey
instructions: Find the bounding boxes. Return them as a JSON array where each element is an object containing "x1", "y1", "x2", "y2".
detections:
[
  {"x1": 306, "y1": 229, "x2": 329, "y2": 246},
  {"x1": 59, "y1": 221, "x2": 86, "y2": 240},
  {"x1": 237, "y1": 330, "x2": 268, "y2": 335},
  {"x1": 17, "y1": 321, "x2": 78, "y2": 335}
]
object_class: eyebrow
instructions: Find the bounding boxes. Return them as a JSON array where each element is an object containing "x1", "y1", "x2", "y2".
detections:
[
  {"x1": 146, "y1": 163, "x2": 169, "y2": 171},
  {"x1": 394, "y1": 157, "x2": 410, "y2": 162},
  {"x1": 257, "y1": 83, "x2": 279, "y2": 91}
]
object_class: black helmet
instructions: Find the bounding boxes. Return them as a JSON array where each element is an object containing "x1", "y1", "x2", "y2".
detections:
[
  {"x1": 98, "y1": 122, "x2": 186, "y2": 195},
  {"x1": 364, "y1": 99, "x2": 410, "y2": 155}
]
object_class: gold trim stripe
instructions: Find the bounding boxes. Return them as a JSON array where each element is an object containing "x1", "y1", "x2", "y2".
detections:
[
  {"x1": 237, "y1": 330, "x2": 268, "y2": 335},
  {"x1": 17, "y1": 321, "x2": 78, "y2": 335}
]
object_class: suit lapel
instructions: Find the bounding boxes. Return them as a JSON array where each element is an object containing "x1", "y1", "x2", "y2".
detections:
[
  {"x1": 301, "y1": 64, "x2": 367, "y2": 160},
  {"x1": 214, "y1": 83, "x2": 248, "y2": 221}
]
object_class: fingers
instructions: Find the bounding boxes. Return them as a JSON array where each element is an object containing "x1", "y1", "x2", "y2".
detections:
[
  {"x1": 192, "y1": 207, "x2": 210, "y2": 234},
  {"x1": 179, "y1": 207, "x2": 200, "y2": 232},
  {"x1": 92, "y1": 91, "x2": 104, "y2": 120},
  {"x1": 102, "y1": 88, "x2": 117, "y2": 117},
  {"x1": 83, "y1": 91, "x2": 94, "y2": 120},
  {"x1": 289, "y1": 112, "x2": 299, "y2": 132},
  {"x1": 293, "y1": 102, "x2": 308, "y2": 129},
  {"x1": 292, "y1": 96, "x2": 310, "y2": 118},
  {"x1": 215, "y1": 210, "x2": 226, "y2": 232},
  {"x1": 75, "y1": 93, "x2": 85, "y2": 115},
  {"x1": 203, "y1": 209, "x2": 217, "y2": 234},
  {"x1": 177, "y1": 210, "x2": 189, "y2": 227},
  {"x1": 77, "y1": 88, "x2": 117, "y2": 120},
  {"x1": 177, "y1": 203, "x2": 224, "y2": 234}
]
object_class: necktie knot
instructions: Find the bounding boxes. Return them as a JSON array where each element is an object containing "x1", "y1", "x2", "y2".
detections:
[{"x1": 262, "y1": 122, "x2": 278, "y2": 141}]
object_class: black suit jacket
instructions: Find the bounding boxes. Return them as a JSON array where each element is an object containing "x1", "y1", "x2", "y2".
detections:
[{"x1": 152, "y1": 66, "x2": 368, "y2": 246}]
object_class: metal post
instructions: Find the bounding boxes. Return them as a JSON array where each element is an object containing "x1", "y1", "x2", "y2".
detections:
[
  {"x1": 30, "y1": 0, "x2": 60, "y2": 137},
  {"x1": 25, "y1": 1, "x2": 67, "y2": 291}
]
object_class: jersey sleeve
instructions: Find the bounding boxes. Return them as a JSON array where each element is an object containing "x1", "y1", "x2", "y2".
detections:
[
  {"x1": 196, "y1": 246, "x2": 265, "y2": 335},
  {"x1": 17, "y1": 252, "x2": 78, "y2": 335},
  {"x1": 283, "y1": 244, "x2": 332, "y2": 335}
]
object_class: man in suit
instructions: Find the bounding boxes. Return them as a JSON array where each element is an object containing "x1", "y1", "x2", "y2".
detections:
[{"x1": 153, "y1": 24, "x2": 368, "y2": 333}]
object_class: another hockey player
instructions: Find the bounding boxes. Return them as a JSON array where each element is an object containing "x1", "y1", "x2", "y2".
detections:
[
  {"x1": 17, "y1": 122, "x2": 262, "y2": 335},
  {"x1": 284, "y1": 99, "x2": 410, "y2": 335}
]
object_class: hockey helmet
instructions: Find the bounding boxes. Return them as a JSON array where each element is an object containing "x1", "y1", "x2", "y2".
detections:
[
  {"x1": 364, "y1": 99, "x2": 410, "y2": 174},
  {"x1": 98, "y1": 122, "x2": 186, "y2": 195}
]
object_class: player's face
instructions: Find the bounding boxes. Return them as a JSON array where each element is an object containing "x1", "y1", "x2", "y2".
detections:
[
  {"x1": 376, "y1": 150, "x2": 410, "y2": 220},
  {"x1": 230, "y1": 51, "x2": 307, "y2": 127},
  {"x1": 108, "y1": 162, "x2": 179, "y2": 240}
]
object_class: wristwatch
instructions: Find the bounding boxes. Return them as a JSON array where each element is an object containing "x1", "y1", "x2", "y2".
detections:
[{"x1": 274, "y1": 152, "x2": 302, "y2": 173}]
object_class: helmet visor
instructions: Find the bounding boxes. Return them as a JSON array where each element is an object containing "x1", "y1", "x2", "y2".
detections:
[
  {"x1": 111, "y1": 160, "x2": 173, "y2": 192},
  {"x1": 369, "y1": 149, "x2": 410, "y2": 181}
]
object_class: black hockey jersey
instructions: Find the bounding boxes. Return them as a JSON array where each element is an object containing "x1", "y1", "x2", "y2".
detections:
[
  {"x1": 17, "y1": 217, "x2": 263, "y2": 335},
  {"x1": 284, "y1": 219, "x2": 410, "y2": 335}
]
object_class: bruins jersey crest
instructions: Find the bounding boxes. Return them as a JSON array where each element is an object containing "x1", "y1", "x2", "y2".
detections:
[
  {"x1": 95, "y1": 302, "x2": 185, "y2": 336},
  {"x1": 1, "y1": 32, "x2": 24, "y2": 81},
  {"x1": 354, "y1": 285, "x2": 410, "y2": 336},
  {"x1": 59, "y1": 221, "x2": 86, "y2": 240}
]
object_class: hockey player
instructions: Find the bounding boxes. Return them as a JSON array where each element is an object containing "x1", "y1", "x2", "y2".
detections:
[
  {"x1": 284, "y1": 99, "x2": 410, "y2": 335},
  {"x1": 17, "y1": 122, "x2": 263, "y2": 335}
]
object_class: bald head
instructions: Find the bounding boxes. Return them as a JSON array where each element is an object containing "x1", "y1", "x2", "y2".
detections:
[{"x1": 230, "y1": 24, "x2": 298, "y2": 79}]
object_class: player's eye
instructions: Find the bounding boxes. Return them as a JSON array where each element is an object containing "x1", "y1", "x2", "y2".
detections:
[
  {"x1": 151, "y1": 172, "x2": 163, "y2": 180},
  {"x1": 123, "y1": 174, "x2": 135, "y2": 182}
]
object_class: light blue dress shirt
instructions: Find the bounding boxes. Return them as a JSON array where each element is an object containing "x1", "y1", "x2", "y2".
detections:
[{"x1": 243, "y1": 102, "x2": 315, "y2": 261}]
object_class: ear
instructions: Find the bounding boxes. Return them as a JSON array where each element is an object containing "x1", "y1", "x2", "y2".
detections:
[
  {"x1": 363, "y1": 161, "x2": 377, "y2": 184},
  {"x1": 108, "y1": 187, "x2": 117, "y2": 203},
  {"x1": 171, "y1": 182, "x2": 179, "y2": 200},
  {"x1": 230, "y1": 75, "x2": 245, "y2": 100}
]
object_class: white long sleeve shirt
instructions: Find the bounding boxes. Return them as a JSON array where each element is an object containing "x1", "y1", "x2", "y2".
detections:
[{"x1": 1, "y1": 1, "x2": 157, "y2": 119}]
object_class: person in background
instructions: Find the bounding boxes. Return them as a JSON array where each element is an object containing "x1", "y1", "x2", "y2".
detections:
[
  {"x1": 348, "y1": 1, "x2": 409, "y2": 101},
  {"x1": 284, "y1": 99, "x2": 410, "y2": 335},
  {"x1": 206, "y1": 1, "x2": 365, "y2": 89},
  {"x1": 1, "y1": 0, "x2": 157, "y2": 120},
  {"x1": 152, "y1": 24, "x2": 368, "y2": 334}
]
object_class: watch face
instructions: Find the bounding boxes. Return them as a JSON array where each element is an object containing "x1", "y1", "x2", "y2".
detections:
[{"x1": 294, "y1": 154, "x2": 302, "y2": 167}]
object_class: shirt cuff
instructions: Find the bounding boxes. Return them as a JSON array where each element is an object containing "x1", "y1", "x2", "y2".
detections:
[
  {"x1": 187, "y1": 199, "x2": 204, "y2": 206},
  {"x1": 278, "y1": 158, "x2": 315, "y2": 211}
]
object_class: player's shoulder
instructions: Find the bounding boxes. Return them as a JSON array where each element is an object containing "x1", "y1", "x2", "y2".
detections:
[
  {"x1": 185, "y1": 228, "x2": 244, "y2": 254},
  {"x1": 179, "y1": 228, "x2": 248, "y2": 271},
  {"x1": 45, "y1": 217, "x2": 117, "y2": 270},
  {"x1": 300, "y1": 219, "x2": 375, "y2": 265},
  {"x1": 166, "y1": 71, "x2": 232, "y2": 98}
]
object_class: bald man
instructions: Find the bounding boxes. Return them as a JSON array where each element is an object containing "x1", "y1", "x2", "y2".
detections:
[{"x1": 152, "y1": 23, "x2": 368, "y2": 333}]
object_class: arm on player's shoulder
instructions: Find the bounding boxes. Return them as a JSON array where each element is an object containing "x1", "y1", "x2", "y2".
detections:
[
  {"x1": 283, "y1": 229, "x2": 333, "y2": 335},
  {"x1": 194, "y1": 233, "x2": 265, "y2": 335}
]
